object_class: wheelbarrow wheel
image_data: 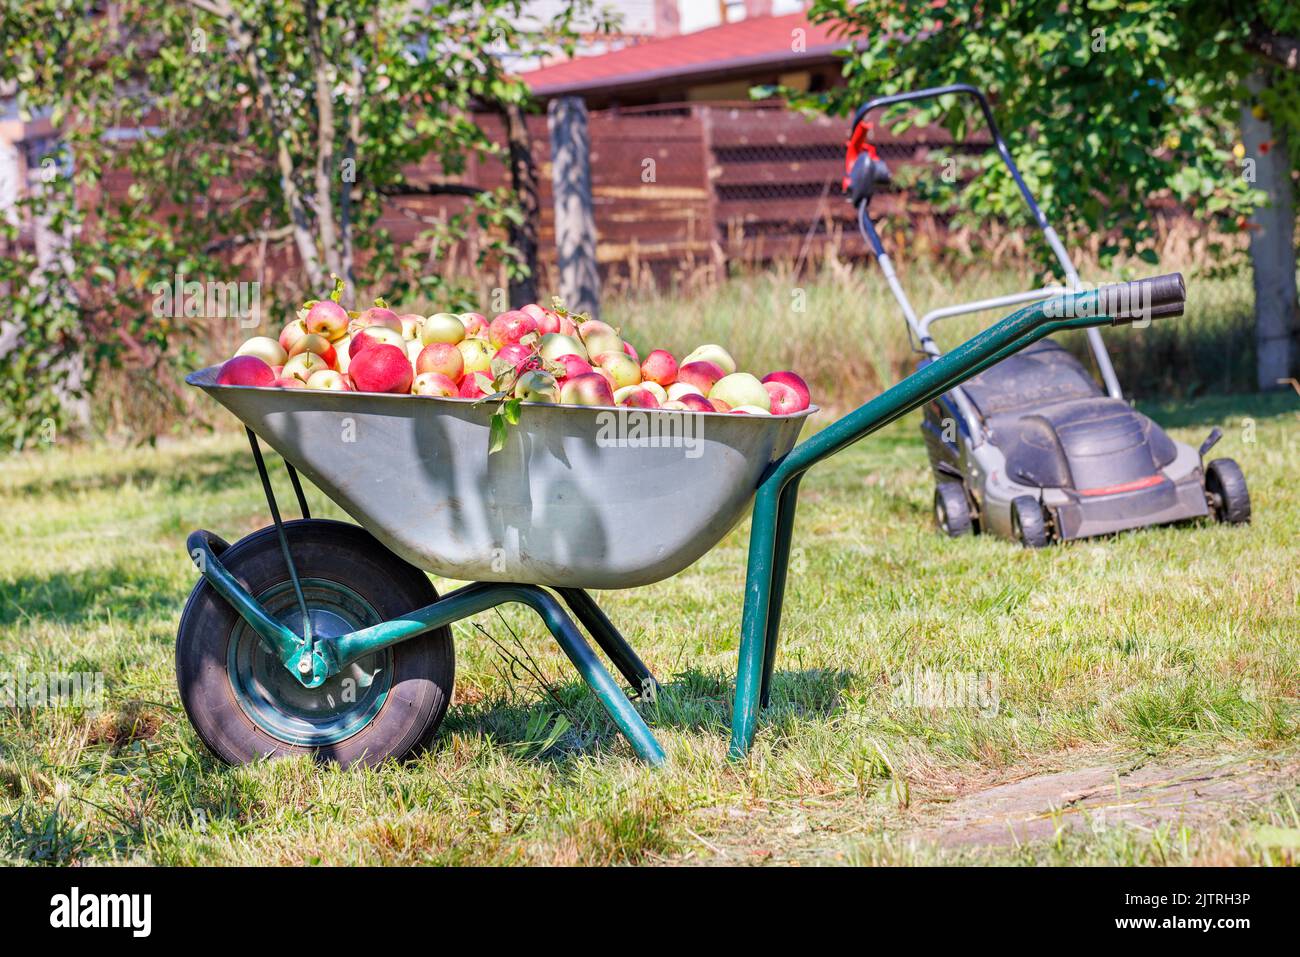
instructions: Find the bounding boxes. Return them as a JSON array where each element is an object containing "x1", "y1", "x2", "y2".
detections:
[
  {"x1": 934, "y1": 482, "x2": 973, "y2": 537},
  {"x1": 177, "y1": 519, "x2": 454, "y2": 768},
  {"x1": 1205, "y1": 458, "x2": 1250, "y2": 525}
]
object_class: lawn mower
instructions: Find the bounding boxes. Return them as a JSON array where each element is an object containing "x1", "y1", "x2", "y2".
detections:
[{"x1": 845, "y1": 84, "x2": 1250, "y2": 546}]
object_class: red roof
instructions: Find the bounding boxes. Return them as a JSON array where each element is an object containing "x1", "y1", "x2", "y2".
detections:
[{"x1": 522, "y1": 13, "x2": 845, "y2": 98}]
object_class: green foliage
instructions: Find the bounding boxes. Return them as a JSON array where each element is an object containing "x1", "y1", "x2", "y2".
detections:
[
  {"x1": 800, "y1": 1, "x2": 1297, "y2": 269},
  {"x1": 0, "y1": 0, "x2": 593, "y2": 446}
]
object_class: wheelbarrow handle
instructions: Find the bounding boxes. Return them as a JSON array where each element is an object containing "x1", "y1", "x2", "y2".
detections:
[{"x1": 1092, "y1": 272, "x2": 1186, "y2": 324}]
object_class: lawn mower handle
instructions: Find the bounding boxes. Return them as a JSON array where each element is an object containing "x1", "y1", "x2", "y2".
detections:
[{"x1": 1092, "y1": 272, "x2": 1186, "y2": 324}]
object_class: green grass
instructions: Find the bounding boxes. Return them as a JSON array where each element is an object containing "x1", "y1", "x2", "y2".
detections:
[{"x1": 2, "y1": 379, "x2": 1295, "y2": 865}]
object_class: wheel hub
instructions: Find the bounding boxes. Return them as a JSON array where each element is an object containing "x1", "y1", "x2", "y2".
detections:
[{"x1": 227, "y1": 579, "x2": 393, "y2": 747}]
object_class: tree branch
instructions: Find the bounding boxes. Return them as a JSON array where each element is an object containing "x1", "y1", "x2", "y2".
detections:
[
  {"x1": 379, "y1": 181, "x2": 486, "y2": 198},
  {"x1": 203, "y1": 225, "x2": 294, "y2": 254}
]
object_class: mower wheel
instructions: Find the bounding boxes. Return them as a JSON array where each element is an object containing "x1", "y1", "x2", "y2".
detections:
[
  {"x1": 934, "y1": 482, "x2": 973, "y2": 537},
  {"x1": 1206, "y1": 458, "x2": 1250, "y2": 525},
  {"x1": 177, "y1": 520, "x2": 454, "y2": 768},
  {"x1": 1010, "y1": 496, "x2": 1049, "y2": 548}
]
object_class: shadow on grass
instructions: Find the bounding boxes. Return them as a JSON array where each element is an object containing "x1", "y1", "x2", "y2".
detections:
[
  {"x1": 8, "y1": 447, "x2": 256, "y2": 501},
  {"x1": 0, "y1": 564, "x2": 182, "y2": 629},
  {"x1": 1138, "y1": 389, "x2": 1298, "y2": 430},
  {"x1": 441, "y1": 665, "x2": 856, "y2": 760}
]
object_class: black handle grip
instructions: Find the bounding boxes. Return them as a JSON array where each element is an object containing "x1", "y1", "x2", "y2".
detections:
[{"x1": 1095, "y1": 272, "x2": 1185, "y2": 324}]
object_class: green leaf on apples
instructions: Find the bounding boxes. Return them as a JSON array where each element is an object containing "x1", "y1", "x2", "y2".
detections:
[
  {"x1": 488, "y1": 411, "x2": 508, "y2": 454},
  {"x1": 328, "y1": 274, "x2": 346, "y2": 302}
]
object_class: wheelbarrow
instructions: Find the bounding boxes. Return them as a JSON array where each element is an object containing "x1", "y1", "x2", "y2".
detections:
[{"x1": 179, "y1": 277, "x2": 1185, "y2": 767}]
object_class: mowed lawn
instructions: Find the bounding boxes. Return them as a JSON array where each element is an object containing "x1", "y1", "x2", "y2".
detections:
[{"x1": 1, "y1": 390, "x2": 1297, "y2": 865}]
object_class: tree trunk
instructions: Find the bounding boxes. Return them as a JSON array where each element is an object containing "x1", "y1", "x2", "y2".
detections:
[
  {"x1": 502, "y1": 100, "x2": 539, "y2": 307},
  {"x1": 548, "y1": 96, "x2": 601, "y2": 319},
  {"x1": 1240, "y1": 72, "x2": 1299, "y2": 390}
]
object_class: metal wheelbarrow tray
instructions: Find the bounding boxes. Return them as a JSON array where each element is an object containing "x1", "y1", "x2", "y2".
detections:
[
  {"x1": 187, "y1": 367, "x2": 814, "y2": 589},
  {"x1": 179, "y1": 277, "x2": 1186, "y2": 768}
]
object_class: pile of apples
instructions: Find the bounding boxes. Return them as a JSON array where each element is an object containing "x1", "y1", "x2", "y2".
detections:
[{"x1": 217, "y1": 297, "x2": 812, "y2": 416}]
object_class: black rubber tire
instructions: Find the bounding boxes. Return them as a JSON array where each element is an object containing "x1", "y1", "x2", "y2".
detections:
[
  {"x1": 1010, "y1": 495, "x2": 1050, "y2": 548},
  {"x1": 176, "y1": 520, "x2": 454, "y2": 768},
  {"x1": 934, "y1": 482, "x2": 973, "y2": 537},
  {"x1": 1206, "y1": 458, "x2": 1251, "y2": 525}
]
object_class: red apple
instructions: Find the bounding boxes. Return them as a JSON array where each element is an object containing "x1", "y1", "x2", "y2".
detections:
[
  {"x1": 557, "y1": 315, "x2": 578, "y2": 337},
  {"x1": 494, "y1": 341, "x2": 536, "y2": 373},
  {"x1": 520, "y1": 303, "x2": 560, "y2": 335},
  {"x1": 763, "y1": 380, "x2": 803, "y2": 415},
  {"x1": 217, "y1": 355, "x2": 275, "y2": 387},
  {"x1": 458, "y1": 312, "x2": 488, "y2": 338},
  {"x1": 488, "y1": 310, "x2": 538, "y2": 350},
  {"x1": 458, "y1": 374, "x2": 489, "y2": 399},
  {"x1": 710, "y1": 398, "x2": 731, "y2": 413},
  {"x1": 350, "y1": 325, "x2": 404, "y2": 359},
  {"x1": 640, "y1": 349, "x2": 677, "y2": 386},
  {"x1": 676, "y1": 360, "x2": 726, "y2": 393},
  {"x1": 761, "y1": 371, "x2": 811, "y2": 411},
  {"x1": 412, "y1": 372, "x2": 459, "y2": 397},
  {"x1": 559, "y1": 372, "x2": 615, "y2": 407},
  {"x1": 348, "y1": 343, "x2": 412, "y2": 394},
  {"x1": 416, "y1": 342, "x2": 465, "y2": 381},
  {"x1": 271, "y1": 376, "x2": 306, "y2": 389},
  {"x1": 677, "y1": 393, "x2": 714, "y2": 413},
  {"x1": 614, "y1": 385, "x2": 660, "y2": 409},
  {"x1": 351, "y1": 305, "x2": 403, "y2": 335},
  {"x1": 622, "y1": 341, "x2": 639, "y2": 363},
  {"x1": 554, "y1": 354, "x2": 593, "y2": 380},
  {"x1": 305, "y1": 300, "x2": 349, "y2": 341}
]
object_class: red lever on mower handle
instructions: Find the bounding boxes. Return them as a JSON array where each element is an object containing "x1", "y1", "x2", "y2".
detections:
[{"x1": 843, "y1": 119, "x2": 879, "y2": 191}]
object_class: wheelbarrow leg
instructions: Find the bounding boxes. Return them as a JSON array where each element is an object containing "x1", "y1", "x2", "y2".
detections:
[
  {"x1": 522, "y1": 586, "x2": 666, "y2": 766},
  {"x1": 759, "y1": 475, "x2": 803, "y2": 709},
  {"x1": 555, "y1": 588, "x2": 658, "y2": 696},
  {"x1": 729, "y1": 478, "x2": 786, "y2": 759}
]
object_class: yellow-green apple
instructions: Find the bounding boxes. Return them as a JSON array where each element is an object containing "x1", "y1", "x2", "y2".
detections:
[
  {"x1": 640, "y1": 381, "x2": 668, "y2": 404},
  {"x1": 578, "y1": 319, "x2": 615, "y2": 341},
  {"x1": 350, "y1": 325, "x2": 404, "y2": 359},
  {"x1": 761, "y1": 371, "x2": 810, "y2": 411},
  {"x1": 278, "y1": 318, "x2": 309, "y2": 354},
  {"x1": 416, "y1": 341, "x2": 465, "y2": 381},
  {"x1": 661, "y1": 400, "x2": 688, "y2": 411},
  {"x1": 335, "y1": 335, "x2": 353, "y2": 373},
  {"x1": 554, "y1": 354, "x2": 593, "y2": 380},
  {"x1": 456, "y1": 337, "x2": 495, "y2": 378},
  {"x1": 640, "y1": 349, "x2": 677, "y2": 386},
  {"x1": 236, "y1": 336, "x2": 287, "y2": 367},
  {"x1": 405, "y1": 339, "x2": 423, "y2": 366},
  {"x1": 349, "y1": 343, "x2": 412, "y2": 394},
  {"x1": 392, "y1": 313, "x2": 418, "y2": 339},
  {"x1": 710, "y1": 372, "x2": 770, "y2": 412},
  {"x1": 488, "y1": 310, "x2": 537, "y2": 349},
  {"x1": 458, "y1": 312, "x2": 488, "y2": 338},
  {"x1": 412, "y1": 371, "x2": 458, "y2": 397},
  {"x1": 583, "y1": 331, "x2": 623, "y2": 360},
  {"x1": 421, "y1": 312, "x2": 466, "y2": 345},
  {"x1": 271, "y1": 376, "x2": 306, "y2": 389},
  {"x1": 676, "y1": 360, "x2": 725, "y2": 393},
  {"x1": 730, "y1": 405, "x2": 771, "y2": 415},
  {"x1": 614, "y1": 385, "x2": 660, "y2": 409},
  {"x1": 594, "y1": 352, "x2": 641, "y2": 389},
  {"x1": 305, "y1": 300, "x2": 349, "y2": 341},
  {"x1": 539, "y1": 332, "x2": 587, "y2": 362},
  {"x1": 514, "y1": 369, "x2": 559, "y2": 403},
  {"x1": 667, "y1": 381, "x2": 703, "y2": 401},
  {"x1": 305, "y1": 369, "x2": 351, "y2": 391},
  {"x1": 678, "y1": 393, "x2": 715, "y2": 413},
  {"x1": 684, "y1": 344, "x2": 736, "y2": 375},
  {"x1": 282, "y1": 352, "x2": 329, "y2": 382},
  {"x1": 288, "y1": 332, "x2": 337, "y2": 369},
  {"x1": 560, "y1": 372, "x2": 615, "y2": 407},
  {"x1": 217, "y1": 355, "x2": 276, "y2": 387}
]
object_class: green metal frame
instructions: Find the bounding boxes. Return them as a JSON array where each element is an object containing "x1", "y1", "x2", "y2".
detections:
[{"x1": 186, "y1": 283, "x2": 1173, "y2": 766}]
